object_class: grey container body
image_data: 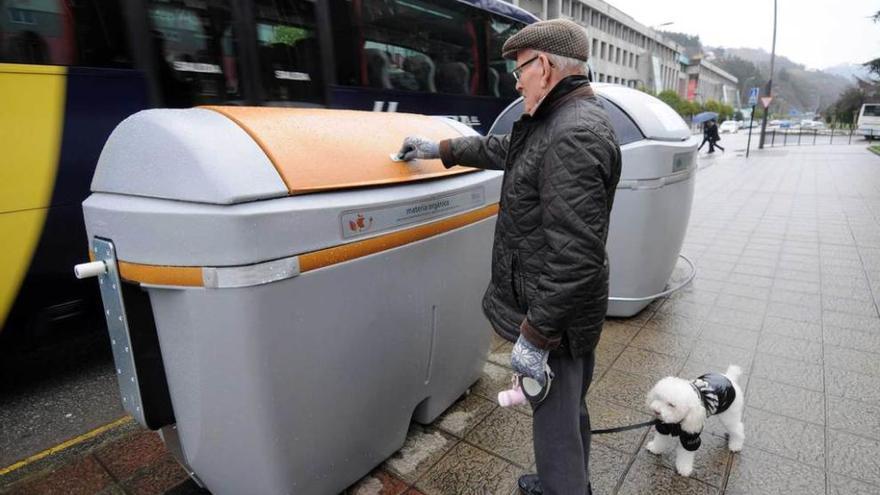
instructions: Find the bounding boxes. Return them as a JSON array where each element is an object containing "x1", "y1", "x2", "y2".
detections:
[
  {"x1": 146, "y1": 218, "x2": 494, "y2": 494},
  {"x1": 81, "y1": 107, "x2": 501, "y2": 494}
]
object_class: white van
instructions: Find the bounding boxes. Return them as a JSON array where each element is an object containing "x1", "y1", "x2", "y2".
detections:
[{"x1": 856, "y1": 104, "x2": 880, "y2": 139}]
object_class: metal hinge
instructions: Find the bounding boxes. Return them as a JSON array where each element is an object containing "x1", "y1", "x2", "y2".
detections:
[{"x1": 75, "y1": 238, "x2": 146, "y2": 426}]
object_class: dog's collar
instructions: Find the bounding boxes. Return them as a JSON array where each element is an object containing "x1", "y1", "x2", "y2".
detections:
[{"x1": 655, "y1": 421, "x2": 703, "y2": 451}]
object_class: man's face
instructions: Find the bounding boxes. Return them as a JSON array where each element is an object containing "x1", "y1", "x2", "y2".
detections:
[{"x1": 514, "y1": 50, "x2": 549, "y2": 115}]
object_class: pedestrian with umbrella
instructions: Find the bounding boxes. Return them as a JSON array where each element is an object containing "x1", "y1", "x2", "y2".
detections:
[{"x1": 694, "y1": 112, "x2": 723, "y2": 153}]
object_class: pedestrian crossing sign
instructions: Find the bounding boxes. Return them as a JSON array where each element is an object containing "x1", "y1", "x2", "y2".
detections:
[{"x1": 748, "y1": 87, "x2": 759, "y2": 106}]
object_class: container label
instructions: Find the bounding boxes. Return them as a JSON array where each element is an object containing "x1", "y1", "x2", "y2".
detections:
[{"x1": 341, "y1": 187, "x2": 485, "y2": 239}]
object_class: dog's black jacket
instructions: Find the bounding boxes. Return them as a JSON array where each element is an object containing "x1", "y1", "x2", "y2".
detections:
[
  {"x1": 693, "y1": 373, "x2": 736, "y2": 415},
  {"x1": 657, "y1": 373, "x2": 737, "y2": 451}
]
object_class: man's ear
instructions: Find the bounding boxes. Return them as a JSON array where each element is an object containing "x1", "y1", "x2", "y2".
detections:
[{"x1": 539, "y1": 54, "x2": 552, "y2": 87}]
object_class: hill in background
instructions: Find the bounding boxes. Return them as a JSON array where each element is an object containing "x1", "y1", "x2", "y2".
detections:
[{"x1": 660, "y1": 31, "x2": 855, "y2": 116}]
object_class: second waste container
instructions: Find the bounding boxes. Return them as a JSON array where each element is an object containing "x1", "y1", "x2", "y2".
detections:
[
  {"x1": 489, "y1": 83, "x2": 698, "y2": 317},
  {"x1": 80, "y1": 107, "x2": 501, "y2": 494}
]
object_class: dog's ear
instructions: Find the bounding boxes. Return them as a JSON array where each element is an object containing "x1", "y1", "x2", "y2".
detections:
[{"x1": 681, "y1": 403, "x2": 706, "y2": 434}]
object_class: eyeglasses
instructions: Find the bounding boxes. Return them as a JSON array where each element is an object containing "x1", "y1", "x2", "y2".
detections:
[{"x1": 511, "y1": 55, "x2": 539, "y2": 82}]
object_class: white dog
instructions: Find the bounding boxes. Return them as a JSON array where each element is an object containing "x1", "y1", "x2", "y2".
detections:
[{"x1": 644, "y1": 365, "x2": 745, "y2": 477}]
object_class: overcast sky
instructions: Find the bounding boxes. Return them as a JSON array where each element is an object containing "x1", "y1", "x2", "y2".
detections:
[{"x1": 606, "y1": 0, "x2": 880, "y2": 69}]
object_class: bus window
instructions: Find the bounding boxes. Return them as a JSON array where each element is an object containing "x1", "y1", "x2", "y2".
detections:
[
  {"x1": 486, "y1": 15, "x2": 521, "y2": 99},
  {"x1": 146, "y1": 0, "x2": 242, "y2": 107},
  {"x1": 0, "y1": 0, "x2": 131, "y2": 67},
  {"x1": 337, "y1": 0, "x2": 481, "y2": 96},
  {"x1": 862, "y1": 104, "x2": 880, "y2": 117},
  {"x1": 254, "y1": 0, "x2": 323, "y2": 105}
]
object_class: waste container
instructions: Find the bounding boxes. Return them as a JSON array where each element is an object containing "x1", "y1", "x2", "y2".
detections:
[
  {"x1": 77, "y1": 107, "x2": 501, "y2": 494},
  {"x1": 489, "y1": 83, "x2": 697, "y2": 317}
]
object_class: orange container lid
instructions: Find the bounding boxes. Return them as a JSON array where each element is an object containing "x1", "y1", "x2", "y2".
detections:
[{"x1": 203, "y1": 107, "x2": 476, "y2": 195}]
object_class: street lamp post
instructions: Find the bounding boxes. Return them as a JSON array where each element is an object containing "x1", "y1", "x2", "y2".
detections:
[{"x1": 758, "y1": 0, "x2": 778, "y2": 149}]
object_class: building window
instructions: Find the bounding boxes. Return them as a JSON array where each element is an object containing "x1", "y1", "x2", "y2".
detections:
[
  {"x1": 581, "y1": 7, "x2": 589, "y2": 23},
  {"x1": 592, "y1": 39, "x2": 598, "y2": 58},
  {"x1": 600, "y1": 42, "x2": 606, "y2": 60},
  {"x1": 616, "y1": 47, "x2": 621, "y2": 64},
  {"x1": 635, "y1": 55, "x2": 639, "y2": 70},
  {"x1": 562, "y1": 0, "x2": 571, "y2": 17}
]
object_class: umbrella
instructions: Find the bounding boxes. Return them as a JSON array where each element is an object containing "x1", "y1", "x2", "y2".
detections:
[{"x1": 692, "y1": 112, "x2": 718, "y2": 124}]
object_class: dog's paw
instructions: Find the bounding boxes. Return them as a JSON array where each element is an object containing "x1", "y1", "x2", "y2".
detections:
[
  {"x1": 646, "y1": 440, "x2": 663, "y2": 455},
  {"x1": 728, "y1": 437, "x2": 744, "y2": 452},
  {"x1": 675, "y1": 460, "x2": 694, "y2": 477}
]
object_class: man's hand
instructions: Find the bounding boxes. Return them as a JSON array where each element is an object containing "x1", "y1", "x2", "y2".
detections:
[
  {"x1": 511, "y1": 333, "x2": 549, "y2": 386},
  {"x1": 397, "y1": 136, "x2": 439, "y2": 161}
]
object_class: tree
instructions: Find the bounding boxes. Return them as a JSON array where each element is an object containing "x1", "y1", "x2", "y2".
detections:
[
  {"x1": 829, "y1": 87, "x2": 865, "y2": 124},
  {"x1": 703, "y1": 100, "x2": 721, "y2": 115},
  {"x1": 657, "y1": 90, "x2": 683, "y2": 113},
  {"x1": 864, "y1": 10, "x2": 880, "y2": 78},
  {"x1": 720, "y1": 103, "x2": 735, "y2": 121}
]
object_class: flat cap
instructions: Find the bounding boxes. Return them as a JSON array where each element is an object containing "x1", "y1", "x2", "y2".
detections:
[{"x1": 502, "y1": 18, "x2": 589, "y2": 61}]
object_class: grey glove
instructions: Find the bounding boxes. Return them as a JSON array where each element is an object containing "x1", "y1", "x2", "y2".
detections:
[
  {"x1": 397, "y1": 136, "x2": 439, "y2": 161},
  {"x1": 511, "y1": 333, "x2": 550, "y2": 386}
]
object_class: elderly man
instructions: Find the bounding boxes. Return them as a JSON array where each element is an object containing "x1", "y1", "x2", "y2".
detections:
[{"x1": 397, "y1": 19, "x2": 621, "y2": 495}]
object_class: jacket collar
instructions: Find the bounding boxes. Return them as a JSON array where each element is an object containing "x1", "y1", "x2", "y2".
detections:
[{"x1": 529, "y1": 75, "x2": 594, "y2": 120}]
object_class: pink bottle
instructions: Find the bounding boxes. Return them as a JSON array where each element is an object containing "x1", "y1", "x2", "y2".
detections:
[{"x1": 498, "y1": 375, "x2": 527, "y2": 407}]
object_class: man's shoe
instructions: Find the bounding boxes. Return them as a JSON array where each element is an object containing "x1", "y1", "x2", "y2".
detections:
[
  {"x1": 517, "y1": 474, "x2": 593, "y2": 494},
  {"x1": 517, "y1": 474, "x2": 543, "y2": 494}
]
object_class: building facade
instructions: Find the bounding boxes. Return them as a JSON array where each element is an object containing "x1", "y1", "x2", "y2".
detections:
[
  {"x1": 510, "y1": 0, "x2": 686, "y2": 94},
  {"x1": 684, "y1": 55, "x2": 740, "y2": 107}
]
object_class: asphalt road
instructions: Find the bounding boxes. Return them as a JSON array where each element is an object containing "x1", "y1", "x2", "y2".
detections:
[{"x1": 0, "y1": 331, "x2": 124, "y2": 469}]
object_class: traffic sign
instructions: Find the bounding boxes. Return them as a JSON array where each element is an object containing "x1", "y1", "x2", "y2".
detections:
[
  {"x1": 760, "y1": 96, "x2": 773, "y2": 109},
  {"x1": 748, "y1": 87, "x2": 759, "y2": 106}
]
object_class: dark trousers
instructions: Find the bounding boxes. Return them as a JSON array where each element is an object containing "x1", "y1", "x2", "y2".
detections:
[{"x1": 531, "y1": 349, "x2": 596, "y2": 495}]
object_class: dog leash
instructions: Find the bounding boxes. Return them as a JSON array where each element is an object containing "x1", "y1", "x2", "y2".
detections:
[{"x1": 591, "y1": 418, "x2": 659, "y2": 435}]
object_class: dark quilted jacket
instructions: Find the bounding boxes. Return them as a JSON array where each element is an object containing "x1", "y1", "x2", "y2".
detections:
[{"x1": 439, "y1": 75, "x2": 622, "y2": 357}]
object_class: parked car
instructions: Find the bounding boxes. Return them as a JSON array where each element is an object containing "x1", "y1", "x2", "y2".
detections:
[{"x1": 719, "y1": 120, "x2": 739, "y2": 133}]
